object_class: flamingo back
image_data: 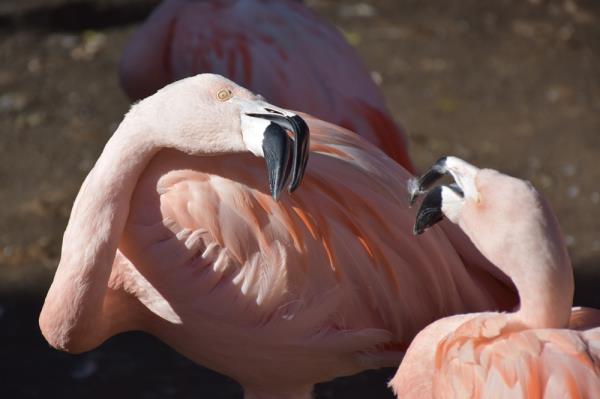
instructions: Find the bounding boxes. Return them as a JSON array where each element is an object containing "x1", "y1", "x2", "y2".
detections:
[
  {"x1": 120, "y1": 0, "x2": 413, "y2": 170},
  {"x1": 432, "y1": 315, "x2": 600, "y2": 399},
  {"x1": 112, "y1": 117, "x2": 494, "y2": 386}
]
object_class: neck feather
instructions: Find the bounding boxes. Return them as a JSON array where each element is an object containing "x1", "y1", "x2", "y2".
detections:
[
  {"x1": 512, "y1": 253, "x2": 573, "y2": 329},
  {"x1": 42, "y1": 110, "x2": 160, "y2": 347},
  {"x1": 491, "y1": 197, "x2": 574, "y2": 329},
  {"x1": 62, "y1": 112, "x2": 159, "y2": 269}
]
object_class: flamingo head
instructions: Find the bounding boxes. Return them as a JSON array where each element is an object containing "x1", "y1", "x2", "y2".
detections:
[
  {"x1": 408, "y1": 157, "x2": 573, "y2": 329},
  {"x1": 135, "y1": 73, "x2": 309, "y2": 200},
  {"x1": 407, "y1": 156, "x2": 478, "y2": 234},
  {"x1": 408, "y1": 156, "x2": 542, "y2": 239}
]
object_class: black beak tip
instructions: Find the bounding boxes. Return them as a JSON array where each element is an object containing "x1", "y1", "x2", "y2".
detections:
[
  {"x1": 263, "y1": 122, "x2": 292, "y2": 202},
  {"x1": 288, "y1": 180, "x2": 301, "y2": 194},
  {"x1": 412, "y1": 217, "x2": 431, "y2": 235},
  {"x1": 251, "y1": 112, "x2": 309, "y2": 198},
  {"x1": 413, "y1": 186, "x2": 444, "y2": 235},
  {"x1": 407, "y1": 158, "x2": 449, "y2": 203}
]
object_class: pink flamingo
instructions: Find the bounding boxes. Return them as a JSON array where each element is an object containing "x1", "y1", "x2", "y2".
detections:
[
  {"x1": 390, "y1": 156, "x2": 600, "y2": 398},
  {"x1": 39, "y1": 75, "x2": 515, "y2": 398},
  {"x1": 119, "y1": 0, "x2": 414, "y2": 171}
]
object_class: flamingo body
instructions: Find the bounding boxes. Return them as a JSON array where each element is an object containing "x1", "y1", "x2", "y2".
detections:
[
  {"x1": 435, "y1": 313, "x2": 600, "y2": 398},
  {"x1": 390, "y1": 159, "x2": 600, "y2": 399},
  {"x1": 116, "y1": 119, "x2": 497, "y2": 393},
  {"x1": 393, "y1": 311, "x2": 600, "y2": 398},
  {"x1": 40, "y1": 76, "x2": 511, "y2": 398},
  {"x1": 120, "y1": 0, "x2": 413, "y2": 170}
]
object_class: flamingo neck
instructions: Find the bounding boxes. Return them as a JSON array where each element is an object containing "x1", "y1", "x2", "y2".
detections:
[
  {"x1": 39, "y1": 106, "x2": 165, "y2": 350},
  {"x1": 65, "y1": 113, "x2": 158, "y2": 252},
  {"x1": 456, "y1": 183, "x2": 575, "y2": 330},
  {"x1": 512, "y1": 254, "x2": 574, "y2": 329},
  {"x1": 501, "y1": 205, "x2": 574, "y2": 329},
  {"x1": 57, "y1": 111, "x2": 159, "y2": 315}
]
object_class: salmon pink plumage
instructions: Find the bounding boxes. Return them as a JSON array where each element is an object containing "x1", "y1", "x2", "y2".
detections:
[
  {"x1": 119, "y1": 0, "x2": 414, "y2": 171},
  {"x1": 391, "y1": 157, "x2": 600, "y2": 399},
  {"x1": 40, "y1": 76, "x2": 514, "y2": 398}
]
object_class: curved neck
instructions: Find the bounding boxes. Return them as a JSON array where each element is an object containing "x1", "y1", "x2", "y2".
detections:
[
  {"x1": 473, "y1": 198, "x2": 574, "y2": 329},
  {"x1": 512, "y1": 208, "x2": 574, "y2": 329},
  {"x1": 512, "y1": 253, "x2": 574, "y2": 329},
  {"x1": 41, "y1": 110, "x2": 160, "y2": 348},
  {"x1": 62, "y1": 111, "x2": 159, "y2": 270}
]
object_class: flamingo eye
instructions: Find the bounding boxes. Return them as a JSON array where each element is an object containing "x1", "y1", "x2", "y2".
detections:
[{"x1": 216, "y1": 88, "x2": 233, "y2": 101}]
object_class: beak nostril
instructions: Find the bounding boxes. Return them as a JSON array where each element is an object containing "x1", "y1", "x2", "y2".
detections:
[{"x1": 265, "y1": 108, "x2": 285, "y2": 115}]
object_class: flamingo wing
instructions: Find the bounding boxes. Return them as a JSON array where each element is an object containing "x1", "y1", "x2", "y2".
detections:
[
  {"x1": 433, "y1": 315, "x2": 600, "y2": 399},
  {"x1": 113, "y1": 117, "x2": 493, "y2": 383}
]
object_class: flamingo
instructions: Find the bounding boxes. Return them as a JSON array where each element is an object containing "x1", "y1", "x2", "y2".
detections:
[
  {"x1": 39, "y1": 75, "x2": 515, "y2": 398},
  {"x1": 119, "y1": 0, "x2": 414, "y2": 171},
  {"x1": 390, "y1": 156, "x2": 600, "y2": 398}
]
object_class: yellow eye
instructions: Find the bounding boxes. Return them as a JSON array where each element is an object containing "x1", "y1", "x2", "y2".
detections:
[{"x1": 216, "y1": 88, "x2": 233, "y2": 101}]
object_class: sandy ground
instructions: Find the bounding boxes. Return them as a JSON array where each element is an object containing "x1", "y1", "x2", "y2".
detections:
[{"x1": 0, "y1": 0, "x2": 599, "y2": 397}]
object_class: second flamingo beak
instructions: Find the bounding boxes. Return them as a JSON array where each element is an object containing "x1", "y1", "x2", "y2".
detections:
[
  {"x1": 408, "y1": 157, "x2": 449, "y2": 206},
  {"x1": 410, "y1": 156, "x2": 475, "y2": 235},
  {"x1": 243, "y1": 109, "x2": 310, "y2": 201},
  {"x1": 413, "y1": 185, "x2": 465, "y2": 235}
]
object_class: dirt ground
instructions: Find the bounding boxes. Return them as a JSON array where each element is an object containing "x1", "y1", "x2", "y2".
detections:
[{"x1": 1, "y1": 0, "x2": 599, "y2": 397}]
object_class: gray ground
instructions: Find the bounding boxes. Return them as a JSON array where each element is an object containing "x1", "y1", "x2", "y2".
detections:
[{"x1": 0, "y1": 0, "x2": 599, "y2": 397}]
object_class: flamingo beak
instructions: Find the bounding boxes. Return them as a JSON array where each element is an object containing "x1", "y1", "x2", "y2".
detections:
[
  {"x1": 244, "y1": 110, "x2": 310, "y2": 201},
  {"x1": 410, "y1": 156, "x2": 478, "y2": 235},
  {"x1": 413, "y1": 185, "x2": 464, "y2": 235},
  {"x1": 408, "y1": 157, "x2": 448, "y2": 206}
]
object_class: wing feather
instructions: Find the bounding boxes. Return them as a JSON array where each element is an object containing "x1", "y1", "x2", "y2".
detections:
[
  {"x1": 433, "y1": 316, "x2": 600, "y2": 398},
  {"x1": 119, "y1": 117, "x2": 501, "y2": 373}
]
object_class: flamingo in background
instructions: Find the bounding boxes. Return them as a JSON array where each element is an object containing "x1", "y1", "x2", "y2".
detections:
[
  {"x1": 391, "y1": 156, "x2": 600, "y2": 398},
  {"x1": 40, "y1": 75, "x2": 515, "y2": 398},
  {"x1": 119, "y1": 0, "x2": 414, "y2": 172}
]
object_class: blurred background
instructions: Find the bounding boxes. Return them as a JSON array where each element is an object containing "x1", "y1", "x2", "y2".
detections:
[{"x1": 0, "y1": 0, "x2": 599, "y2": 397}]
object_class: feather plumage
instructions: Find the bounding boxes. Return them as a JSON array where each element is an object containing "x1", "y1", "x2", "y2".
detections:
[
  {"x1": 115, "y1": 117, "x2": 502, "y2": 390},
  {"x1": 120, "y1": 0, "x2": 413, "y2": 170}
]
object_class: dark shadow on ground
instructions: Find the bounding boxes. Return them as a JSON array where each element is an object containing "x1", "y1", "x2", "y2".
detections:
[
  {"x1": 2, "y1": 294, "x2": 395, "y2": 398},
  {"x1": 5, "y1": 257, "x2": 600, "y2": 399}
]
